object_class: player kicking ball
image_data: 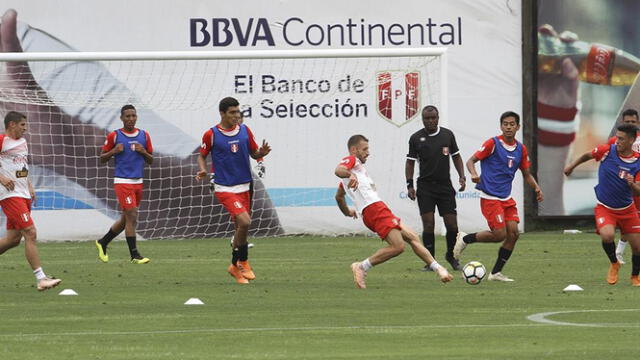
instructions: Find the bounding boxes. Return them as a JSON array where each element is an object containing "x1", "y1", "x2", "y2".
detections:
[{"x1": 334, "y1": 134, "x2": 453, "y2": 289}]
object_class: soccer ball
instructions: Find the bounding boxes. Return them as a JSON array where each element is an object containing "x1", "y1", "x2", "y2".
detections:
[{"x1": 462, "y1": 261, "x2": 486, "y2": 285}]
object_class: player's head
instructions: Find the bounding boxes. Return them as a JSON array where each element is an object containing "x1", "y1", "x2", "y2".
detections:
[
  {"x1": 421, "y1": 105, "x2": 439, "y2": 133},
  {"x1": 219, "y1": 97, "x2": 241, "y2": 126},
  {"x1": 499, "y1": 111, "x2": 520, "y2": 138},
  {"x1": 347, "y1": 134, "x2": 369, "y2": 163},
  {"x1": 4, "y1": 111, "x2": 27, "y2": 138},
  {"x1": 615, "y1": 123, "x2": 638, "y2": 152},
  {"x1": 621, "y1": 108, "x2": 639, "y2": 126},
  {"x1": 120, "y1": 104, "x2": 137, "y2": 130}
]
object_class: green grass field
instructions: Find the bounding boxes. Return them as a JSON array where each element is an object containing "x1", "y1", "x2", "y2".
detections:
[{"x1": 1, "y1": 233, "x2": 639, "y2": 359}]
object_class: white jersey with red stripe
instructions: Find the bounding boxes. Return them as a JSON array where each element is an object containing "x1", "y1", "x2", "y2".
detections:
[
  {"x1": 0, "y1": 135, "x2": 31, "y2": 201},
  {"x1": 338, "y1": 155, "x2": 381, "y2": 214}
]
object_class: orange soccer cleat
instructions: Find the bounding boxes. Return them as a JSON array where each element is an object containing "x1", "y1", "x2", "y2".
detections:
[
  {"x1": 351, "y1": 262, "x2": 367, "y2": 289},
  {"x1": 228, "y1": 264, "x2": 249, "y2": 284},
  {"x1": 237, "y1": 260, "x2": 256, "y2": 280},
  {"x1": 607, "y1": 261, "x2": 621, "y2": 285},
  {"x1": 631, "y1": 275, "x2": 640, "y2": 287}
]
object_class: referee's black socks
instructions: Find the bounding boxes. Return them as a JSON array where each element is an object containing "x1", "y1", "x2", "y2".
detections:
[
  {"x1": 445, "y1": 230, "x2": 457, "y2": 257},
  {"x1": 422, "y1": 232, "x2": 435, "y2": 257}
]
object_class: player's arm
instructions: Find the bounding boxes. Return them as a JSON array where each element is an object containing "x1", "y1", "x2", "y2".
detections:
[
  {"x1": 466, "y1": 155, "x2": 480, "y2": 184},
  {"x1": 245, "y1": 126, "x2": 271, "y2": 159},
  {"x1": 134, "y1": 131, "x2": 153, "y2": 165},
  {"x1": 335, "y1": 164, "x2": 358, "y2": 190},
  {"x1": 28, "y1": 178, "x2": 37, "y2": 206},
  {"x1": 196, "y1": 130, "x2": 212, "y2": 181},
  {"x1": 335, "y1": 184, "x2": 357, "y2": 219},
  {"x1": 99, "y1": 132, "x2": 123, "y2": 163},
  {"x1": 521, "y1": 168, "x2": 543, "y2": 202},
  {"x1": 0, "y1": 174, "x2": 14, "y2": 191},
  {"x1": 564, "y1": 151, "x2": 595, "y2": 176},
  {"x1": 195, "y1": 154, "x2": 208, "y2": 181}
]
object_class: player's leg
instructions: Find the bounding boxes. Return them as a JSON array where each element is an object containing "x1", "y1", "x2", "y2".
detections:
[
  {"x1": 624, "y1": 233, "x2": 640, "y2": 286},
  {"x1": 487, "y1": 220, "x2": 518, "y2": 282},
  {"x1": 351, "y1": 228, "x2": 404, "y2": 289},
  {"x1": 453, "y1": 199, "x2": 507, "y2": 259},
  {"x1": 96, "y1": 213, "x2": 125, "y2": 262},
  {"x1": 400, "y1": 223, "x2": 453, "y2": 282},
  {"x1": 594, "y1": 205, "x2": 621, "y2": 284},
  {"x1": 442, "y1": 211, "x2": 461, "y2": 270},
  {"x1": 0, "y1": 228, "x2": 22, "y2": 254},
  {"x1": 217, "y1": 191, "x2": 253, "y2": 283},
  {"x1": 417, "y1": 187, "x2": 436, "y2": 264},
  {"x1": 21, "y1": 225, "x2": 62, "y2": 291}
]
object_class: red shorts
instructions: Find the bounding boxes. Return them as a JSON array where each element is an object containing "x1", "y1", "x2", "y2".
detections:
[
  {"x1": 215, "y1": 191, "x2": 251, "y2": 217},
  {"x1": 594, "y1": 204, "x2": 640, "y2": 234},
  {"x1": 0, "y1": 197, "x2": 34, "y2": 230},
  {"x1": 362, "y1": 201, "x2": 401, "y2": 239},
  {"x1": 480, "y1": 198, "x2": 519, "y2": 230},
  {"x1": 114, "y1": 183, "x2": 143, "y2": 210}
]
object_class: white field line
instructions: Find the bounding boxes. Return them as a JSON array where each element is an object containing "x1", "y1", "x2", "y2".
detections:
[{"x1": 527, "y1": 309, "x2": 640, "y2": 327}]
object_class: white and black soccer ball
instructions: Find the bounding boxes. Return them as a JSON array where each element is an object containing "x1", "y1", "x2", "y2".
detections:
[{"x1": 462, "y1": 261, "x2": 486, "y2": 285}]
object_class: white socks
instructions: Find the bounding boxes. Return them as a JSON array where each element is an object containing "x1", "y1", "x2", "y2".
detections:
[
  {"x1": 617, "y1": 239, "x2": 628, "y2": 254},
  {"x1": 361, "y1": 258, "x2": 373, "y2": 272},
  {"x1": 33, "y1": 267, "x2": 47, "y2": 281},
  {"x1": 429, "y1": 261, "x2": 442, "y2": 271}
]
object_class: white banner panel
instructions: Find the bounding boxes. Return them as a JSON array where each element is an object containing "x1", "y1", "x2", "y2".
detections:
[{"x1": 0, "y1": 0, "x2": 523, "y2": 240}]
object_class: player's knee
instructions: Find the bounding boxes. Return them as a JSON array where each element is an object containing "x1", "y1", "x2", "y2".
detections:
[
  {"x1": 236, "y1": 214, "x2": 251, "y2": 229},
  {"x1": 22, "y1": 227, "x2": 37, "y2": 242}
]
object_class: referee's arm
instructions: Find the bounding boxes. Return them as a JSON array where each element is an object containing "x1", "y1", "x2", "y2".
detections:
[{"x1": 405, "y1": 158, "x2": 417, "y2": 200}]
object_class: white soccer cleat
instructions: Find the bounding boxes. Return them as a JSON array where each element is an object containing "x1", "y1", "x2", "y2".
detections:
[
  {"x1": 37, "y1": 277, "x2": 62, "y2": 291},
  {"x1": 616, "y1": 252, "x2": 625, "y2": 265},
  {"x1": 453, "y1": 232, "x2": 467, "y2": 259},
  {"x1": 488, "y1": 272, "x2": 514, "y2": 282}
]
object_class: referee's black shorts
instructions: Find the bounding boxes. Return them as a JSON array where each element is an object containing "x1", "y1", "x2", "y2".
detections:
[{"x1": 416, "y1": 180, "x2": 457, "y2": 216}]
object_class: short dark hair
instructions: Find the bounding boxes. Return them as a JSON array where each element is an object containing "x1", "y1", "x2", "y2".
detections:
[
  {"x1": 120, "y1": 104, "x2": 136, "y2": 116},
  {"x1": 219, "y1": 97, "x2": 240, "y2": 113},
  {"x1": 617, "y1": 123, "x2": 638, "y2": 139},
  {"x1": 622, "y1": 108, "x2": 639, "y2": 119},
  {"x1": 422, "y1": 105, "x2": 439, "y2": 114},
  {"x1": 347, "y1": 134, "x2": 368, "y2": 149},
  {"x1": 500, "y1": 111, "x2": 520, "y2": 125},
  {"x1": 4, "y1": 111, "x2": 26, "y2": 129}
]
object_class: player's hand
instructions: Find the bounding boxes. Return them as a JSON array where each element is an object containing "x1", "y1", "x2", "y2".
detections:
[
  {"x1": 257, "y1": 140, "x2": 271, "y2": 158},
  {"x1": 30, "y1": 189, "x2": 37, "y2": 206},
  {"x1": 563, "y1": 165, "x2": 573, "y2": 177},
  {"x1": 471, "y1": 175, "x2": 480, "y2": 184},
  {"x1": 347, "y1": 208, "x2": 358, "y2": 219},
  {"x1": 535, "y1": 187, "x2": 544, "y2": 202},
  {"x1": 133, "y1": 143, "x2": 145, "y2": 153},
  {"x1": 0, "y1": 176, "x2": 15, "y2": 191},
  {"x1": 195, "y1": 170, "x2": 207, "y2": 181},
  {"x1": 347, "y1": 173, "x2": 358, "y2": 190},
  {"x1": 436, "y1": 267, "x2": 454, "y2": 283},
  {"x1": 407, "y1": 187, "x2": 416, "y2": 201},
  {"x1": 626, "y1": 174, "x2": 635, "y2": 186},
  {"x1": 255, "y1": 161, "x2": 266, "y2": 178},
  {"x1": 458, "y1": 176, "x2": 466, "y2": 192},
  {"x1": 114, "y1": 143, "x2": 124, "y2": 154}
]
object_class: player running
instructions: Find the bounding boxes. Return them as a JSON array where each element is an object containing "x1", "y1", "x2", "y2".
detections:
[
  {"x1": 565, "y1": 123, "x2": 640, "y2": 286},
  {"x1": 196, "y1": 97, "x2": 271, "y2": 284},
  {"x1": 335, "y1": 134, "x2": 453, "y2": 289},
  {"x1": 454, "y1": 111, "x2": 543, "y2": 282},
  {"x1": 0, "y1": 111, "x2": 61, "y2": 291}
]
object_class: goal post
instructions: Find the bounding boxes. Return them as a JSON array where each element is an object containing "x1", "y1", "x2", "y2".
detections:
[{"x1": 0, "y1": 48, "x2": 447, "y2": 240}]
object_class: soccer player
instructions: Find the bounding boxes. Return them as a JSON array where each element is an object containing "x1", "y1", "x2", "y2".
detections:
[
  {"x1": 606, "y1": 109, "x2": 640, "y2": 264},
  {"x1": 95, "y1": 105, "x2": 153, "y2": 264},
  {"x1": 196, "y1": 97, "x2": 271, "y2": 284},
  {"x1": 406, "y1": 105, "x2": 466, "y2": 271},
  {"x1": 335, "y1": 134, "x2": 454, "y2": 289},
  {"x1": 564, "y1": 123, "x2": 640, "y2": 286},
  {"x1": 453, "y1": 111, "x2": 543, "y2": 282},
  {"x1": 0, "y1": 111, "x2": 61, "y2": 291}
]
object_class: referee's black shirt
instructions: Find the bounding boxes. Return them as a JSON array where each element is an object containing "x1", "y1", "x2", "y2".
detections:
[{"x1": 407, "y1": 126, "x2": 460, "y2": 183}]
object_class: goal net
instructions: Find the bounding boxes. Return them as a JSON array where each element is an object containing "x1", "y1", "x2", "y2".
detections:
[{"x1": 0, "y1": 48, "x2": 445, "y2": 240}]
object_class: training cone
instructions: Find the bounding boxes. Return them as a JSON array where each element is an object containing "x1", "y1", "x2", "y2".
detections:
[
  {"x1": 58, "y1": 289, "x2": 78, "y2": 296},
  {"x1": 563, "y1": 284, "x2": 583, "y2": 292},
  {"x1": 184, "y1": 297, "x2": 204, "y2": 305}
]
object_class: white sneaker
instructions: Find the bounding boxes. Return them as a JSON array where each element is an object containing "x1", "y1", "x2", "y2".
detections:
[
  {"x1": 453, "y1": 232, "x2": 467, "y2": 259},
  {"x1": 488, "y1": 272, "x2": 514, "y2": 282},
  {"x1": 616, "y1": 252, "x2": 625, "y2": 265},
  {"x1": 37, "y1": 277, "x2": 62, "y2": 291}
]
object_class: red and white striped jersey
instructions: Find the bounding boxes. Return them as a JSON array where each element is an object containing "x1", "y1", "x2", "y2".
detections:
[
  {"x1": 338, "y1": 155, "x2": 381, "y2": 214},
  {"x1": 0, "y1": 135, "x2": 31, "y2": 200}
]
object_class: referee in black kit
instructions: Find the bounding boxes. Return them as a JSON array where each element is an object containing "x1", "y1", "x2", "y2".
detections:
[{"x1": 405, "y1": 105, "x2": 466, "y2": 271}]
